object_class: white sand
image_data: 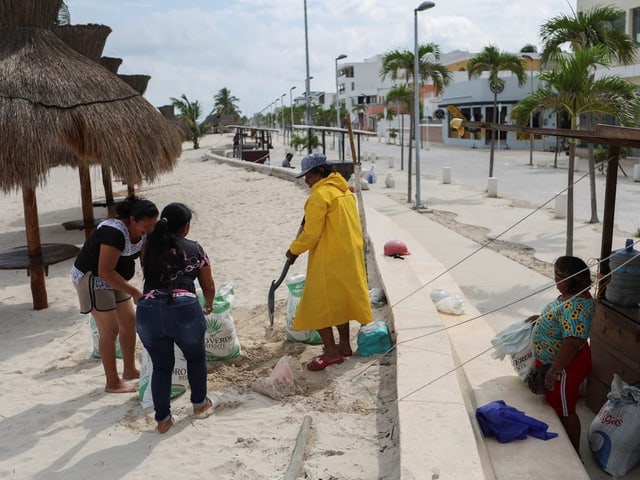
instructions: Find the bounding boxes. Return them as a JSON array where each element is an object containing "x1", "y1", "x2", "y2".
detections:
[{"x1": 0, "y1": 135, "x2": 397, "y2": 479}]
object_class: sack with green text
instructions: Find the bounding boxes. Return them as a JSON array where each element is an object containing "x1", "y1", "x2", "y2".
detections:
[
  {"x1": 139, "y1": 344, "x2": 188, "y2": 409},
  {"x1": 197, "y1": 281, "x2": 241, "y2": 361},
  {"x1": 285, "y1": 274, "x2": 322, "y2": 345}
]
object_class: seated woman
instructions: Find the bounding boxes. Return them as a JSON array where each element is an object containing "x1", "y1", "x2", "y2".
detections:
[{"x1": 281, "y1": 152, "x2": 294, "y2": 169}]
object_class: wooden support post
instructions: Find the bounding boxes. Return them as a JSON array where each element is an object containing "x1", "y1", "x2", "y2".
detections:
[
  {"x1": 79, "y1": 162, "x2": 95, "y2": 239},
  {"x1": 22, "y1": 184, "x2": 48, "y2": 310}
]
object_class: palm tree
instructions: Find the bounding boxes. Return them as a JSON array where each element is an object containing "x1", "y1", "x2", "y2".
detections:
[
  {"x1": 467, "y1": 45, "x2": 527, "y2": 178},
  {"x1": 171, "y1": 94, "x2": 204, "y2": 149},
  {"x1": 380, "y1": 43, "x2": 452, "y2": 201},
  {"x1": 540, "y1": 5, "x2": 638, "y2": 224},
  {"x1": 56, "y1": 1, "x2": 70, "y2": 25},
  {"x1": 386, "y1": 84, "x2": 412, "y2": 170},
  {"x1": 212, "y1": 87, "x2": 241, "y2": 121},
  {"x1": 511, "y1": 46, "x2": 640, "y2": 255}
]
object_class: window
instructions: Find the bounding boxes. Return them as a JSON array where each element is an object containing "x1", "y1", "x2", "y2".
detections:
[{"x1": 633, "y1": 8, "x2": 640, "y2": 44}]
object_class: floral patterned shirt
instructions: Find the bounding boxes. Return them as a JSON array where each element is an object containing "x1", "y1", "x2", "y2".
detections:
[{"x1": 531, "y1": 296, "x2": 595, "y2": 364}]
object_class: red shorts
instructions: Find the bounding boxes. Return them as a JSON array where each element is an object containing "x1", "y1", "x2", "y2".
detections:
[{"x1": 535, "y1": 344, "x2": 591, "y2": 417}]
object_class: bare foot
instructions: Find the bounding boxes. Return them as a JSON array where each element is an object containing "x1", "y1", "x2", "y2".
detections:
[
  {"x1": 193, "y1": 397, "x2": 215, "y2": 419},
  {"x1": 105, "y1": 381, "x2": 137, "y2": 393},
  {"x1": 157, "y1": 416, "x2": 174, "y2": 434},
  {"x1": 122, "y1": 368, "x2": 140, "y2": 380}
]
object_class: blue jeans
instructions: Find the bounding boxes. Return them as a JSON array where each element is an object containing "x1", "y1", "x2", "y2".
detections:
[{"x1": 136, "y1": 295, "x2": 207, "y2": 422}]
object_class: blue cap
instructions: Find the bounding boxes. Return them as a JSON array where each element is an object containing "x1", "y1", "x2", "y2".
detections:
[{"x1": 296, "y1": 153, "x2": 327, "y2": 178}]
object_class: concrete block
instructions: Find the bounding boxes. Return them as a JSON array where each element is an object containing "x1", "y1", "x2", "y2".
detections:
[
  {"x1": 442, "y1": 167, "x2": 451, "y2": 184},
  {"x1": 487, "y1": 177, "x2": 498, "y2": 198},
  {"x1": 555, "y1": 193, "x2": 567, "y2": 218},
  {"x1": 634, "y1": 164, "x2": 640, "y2": 182}
]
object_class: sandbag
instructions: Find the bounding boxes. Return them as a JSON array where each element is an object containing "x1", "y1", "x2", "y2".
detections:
[
  {"x1": 357, "y1": 320, "x2": 392, "y2": 356},
  {"x1": 139, "y1": 345, "x2": 188, "y2": 409},
  {"x1": 89, "y1": 315, "x2": 122, "y2": 359},
  {"x1": 285, "y1": 274, "x2": 322, "y2": 345},
  {"x1": 252, "y1": 355, "x2": 303, "y2": 400},
  {"x1": 197, "y1": 282, "x2": 241, "y2": 361},
  {"x1": 589, "y1": 374, "x2": 640, "y2": 477},
  {"x1": 490, "y1": 319, "x2": 535, "y2": 381}
]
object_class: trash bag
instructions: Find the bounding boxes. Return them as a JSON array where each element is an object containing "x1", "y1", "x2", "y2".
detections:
[
  {"x1": 252, "y1": 355, "x2": 303, "y2": 400},
  {"x1": 490, "y1": 319, "x2": 535, "y2": 381},
  {"x1": 357, "y1": 320, "x2": 392, "y2": 356}
]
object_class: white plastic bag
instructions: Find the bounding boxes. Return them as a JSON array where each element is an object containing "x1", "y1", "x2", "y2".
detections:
[
  {"x1": 435, "y1": 295, "x2": 465, "y2": 315},
  {"x1": 589, "y1": 374, "x2": 640, "y2": 477},
  {"x1": 490, "y1": 319, "x2": 534, "y2": 381},
  {"x1": 252, "y1": 355, "x2": 303, "y2": 400}
]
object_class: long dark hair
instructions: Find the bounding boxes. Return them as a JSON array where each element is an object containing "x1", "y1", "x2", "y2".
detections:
[
  {"x1": 116, "y1": 194, "x2": 158, "y2": 221},
  {"x1": 554, "y1": 256, "x2": 592, "y2": 294},
  {"x1": 141, "y1": 203, "x2": 193, "y2": 290}
]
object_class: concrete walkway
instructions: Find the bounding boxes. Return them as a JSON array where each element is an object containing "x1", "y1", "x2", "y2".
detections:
[{"x1": 206, "y1": 133, "x2": 640, "y2": 478}]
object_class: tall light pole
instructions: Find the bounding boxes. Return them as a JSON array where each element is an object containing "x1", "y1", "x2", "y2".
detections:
[
  {"x1": 413, "y1": 1, "x2": 435, "y2": 210},
  {"x1": 304, "y1": 0, "x2": 313, "y2": 152},
  {"x1": 290, "y1": 86, "x2": 296, "y2": 138},
  {"x1": 335, "y1": 54, "x2": 347, "y2": 161},
  {"x1": 522, "y1": 54, "x2": 535, "y2": 166},
  {"x1": 274, "y1": 97, "x2": 280, "y2": 129},
  {"x1": 280, "y1": 93, "x2": 286, "y2": 136}
]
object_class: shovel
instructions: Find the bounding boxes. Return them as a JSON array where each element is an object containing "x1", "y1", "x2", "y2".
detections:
[{"x1": 267, "y1": 259, "x2": 292, "y2": 327}]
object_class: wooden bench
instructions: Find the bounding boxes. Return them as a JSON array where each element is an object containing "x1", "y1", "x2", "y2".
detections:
[{"x1": 0, "y1": 243, "x2": 80, "y2": 275}]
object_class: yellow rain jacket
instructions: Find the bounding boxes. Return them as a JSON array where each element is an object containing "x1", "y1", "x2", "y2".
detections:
[{"x1": 289, "y1": 172, "x2": 373, "y2": 330}]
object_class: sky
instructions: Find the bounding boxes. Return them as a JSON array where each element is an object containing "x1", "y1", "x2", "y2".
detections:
[{"x1": 66, "y1": 0, "x2": 577, "y2": 119}]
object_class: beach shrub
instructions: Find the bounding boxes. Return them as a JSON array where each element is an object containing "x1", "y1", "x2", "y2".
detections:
[{"x1": 290, "y1": 132, "x2": 319, "y2": 153}]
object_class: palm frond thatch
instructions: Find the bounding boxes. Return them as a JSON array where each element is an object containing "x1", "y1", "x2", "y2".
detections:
[
  {"x1": 0, "y1": 0, "x2": 61, "y2": 26},
  {"x1": 52, "y1": 24, "x2": 111, "y2": 61},
  {"x1": 100, "y1": 56, "x2": 122, "y2": 74},
  {"x1": 0, "y1": 19, "x2": 182, "y2": 192},
  {"x1": 118, "y1": 74, "x2": 151, "y2": 95}
]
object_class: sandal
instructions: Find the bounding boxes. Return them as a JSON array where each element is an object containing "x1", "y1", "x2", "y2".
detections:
[
  {"x1": 306, "y1": 354, "x2": 344, "y2": 371},
  {"x1": 157, "y1": 416, "x2": 174, "y2": 434},
  {"x1": 192, "y1": 396, "x2": 217, "y2": 419}
]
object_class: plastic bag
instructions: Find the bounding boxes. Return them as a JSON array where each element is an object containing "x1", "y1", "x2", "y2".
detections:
[
  {"x1": 589, "y1": 374, "x2": 640, "y2": 477},
  {"x1": 369, "y1": 287, "x2": 386, "y2": 306},
  {"x1": 435, "y1": 295, "x2": 465, "y2": 315},
  {"x1": 252, "y1": 355, "x2": 303, "y2": 400},
  {"x1": 490, "y1": 319, "x2": 534, "y2": 381},
  {"x1": 430, "y1": 288, "x2": 451, "y2": 303}
]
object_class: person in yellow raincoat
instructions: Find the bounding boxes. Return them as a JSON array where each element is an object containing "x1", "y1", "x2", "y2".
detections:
[{"x1": 286, "y1": 153, "x2": 373, "y2": 371}]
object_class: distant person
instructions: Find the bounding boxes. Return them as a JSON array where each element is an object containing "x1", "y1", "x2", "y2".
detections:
[
  {"x1": 526, "y1": 255, "x2": 594, "y2": 454},
  {"x1": 281, "y1": 152, "x2": 294, "y2": 168},
  {"x1": 286, "y1": 153, "x2": 373, "y2": 371},
  {"x1": 137, "y1": 202, "x2": 216, "y2": 434},
  {"x1": 71, "y1": 195, "x2": 159, "y2": 393}
]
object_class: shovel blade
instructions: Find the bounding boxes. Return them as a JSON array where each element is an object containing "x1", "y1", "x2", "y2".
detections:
[{"x1": 267, "y1": 260, "x2": 291, "y2": 328}]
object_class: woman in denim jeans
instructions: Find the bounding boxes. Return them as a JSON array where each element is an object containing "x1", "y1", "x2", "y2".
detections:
[{"x1": 137, "y1": 203, "x2": 216, "y2": 434}]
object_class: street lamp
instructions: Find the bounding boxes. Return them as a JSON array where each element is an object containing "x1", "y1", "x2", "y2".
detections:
[
  {"x1": 274, "y1": 97, "x2": 280, "y2": 129},
  {"x1": 521, "y1": 54, "x2": 535, "y2": 166},
  {"x1": 413, "y1": 1, "x2": 435, "y2": 210},
  {"x1": 290, "y1": 86, "x2": 296, "y2": 137},
  {"x1": 304, "y1": 0, "x2": 313, "y2": 152},
  {"x1": 335, "y1": 54, "x2": 347, "y2": 161},
  {"x1": 280, "y1": 93, "x2": 286, "y2": 135}
]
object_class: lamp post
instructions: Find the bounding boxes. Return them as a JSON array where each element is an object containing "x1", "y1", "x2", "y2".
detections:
[
  {"x1": 290, "y1": 86, "x2": 296, "y2": 139},
  {"x1": 521, "y1": 54, "x2": 534, "y2": 166},
  {"x1": 275, "y1": 97, "x2": 280, "y2": 130},
  {"x1": 335, "y1": 54, "x2": 347, "y2": 161},
  {"x1": 280, "y1": 93, "x2": 286, "y2": 137},
  {"x1": 413, "y1": 1, "x2": 435, "y2": 210},
  {"x1": 304, "y1": 0, "x2": 313, "y2": 153}
]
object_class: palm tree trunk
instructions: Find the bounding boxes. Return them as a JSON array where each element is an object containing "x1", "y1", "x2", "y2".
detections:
[{"x1": 489, "y1": 93, "x2": 497, "y2": 178}]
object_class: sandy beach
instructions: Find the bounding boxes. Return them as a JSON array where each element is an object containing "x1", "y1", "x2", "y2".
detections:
[{"x1": 0, "y1": 134, "x2": 397, "y2": 479}]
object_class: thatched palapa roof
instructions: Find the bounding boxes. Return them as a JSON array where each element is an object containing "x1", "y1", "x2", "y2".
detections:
[
  {"x1": 0, "y1": 0, "x2": 182, "y2": 193},
  {"x1": 118, "y1": 74, "x2": 151, "y2": 95},
  {"x1": 100, "y1": 56, "x2": 123, "y2": 74}
]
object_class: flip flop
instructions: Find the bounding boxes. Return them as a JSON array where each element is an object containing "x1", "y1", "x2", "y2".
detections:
[
  {"x1": 306, "y1": 354, "x2": 344, "y2": 371},
  {"x1": 192, "y1": 396, "x2": 218, "y2": 419}
]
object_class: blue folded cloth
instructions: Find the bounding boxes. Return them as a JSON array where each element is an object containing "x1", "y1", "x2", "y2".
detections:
[{"x1": 476, "y1": 400, "x2": 558, "y2": 443}]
